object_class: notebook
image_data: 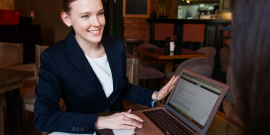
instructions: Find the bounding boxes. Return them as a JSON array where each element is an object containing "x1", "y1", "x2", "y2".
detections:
[
  {"x1": 132, "y1": 69, "x2": 228, "y2": 135},
  {"x1": 49, "y1": 129, "x2": 134, "y2": 135}
]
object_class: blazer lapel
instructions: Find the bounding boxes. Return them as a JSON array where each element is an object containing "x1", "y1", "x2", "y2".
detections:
[
  {"x1": 65, "y1": 31, "x2": 107, "y2": 101},
  {"x1": 102, "y1": 37, "x2": 119, "y2": 100}
]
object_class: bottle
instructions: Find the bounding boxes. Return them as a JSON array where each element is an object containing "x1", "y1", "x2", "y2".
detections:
[
  {"x1": 165, "y1": 36, "x2": 170, "y2": 55},
  {"x1": 151, "y1": 11, "x2": 157, "y2": 19}
]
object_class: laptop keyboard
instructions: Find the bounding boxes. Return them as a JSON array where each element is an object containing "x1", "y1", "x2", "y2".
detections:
[{"x1": 143, "y1": 109, "x2": 193, "y2": 135}]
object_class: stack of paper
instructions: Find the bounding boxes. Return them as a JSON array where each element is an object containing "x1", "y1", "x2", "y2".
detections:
[{"x1": 49, "y1": 129, "x2": 135, "y2": 135}]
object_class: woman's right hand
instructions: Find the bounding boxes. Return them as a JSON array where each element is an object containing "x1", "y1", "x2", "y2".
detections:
[{"x1": 95, "y1": 109, "x2": 143, "y2": 130}]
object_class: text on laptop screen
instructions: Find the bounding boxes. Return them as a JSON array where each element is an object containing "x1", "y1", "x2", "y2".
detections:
[{"x1": 168, "y1": 72, "x2": 223, "y2": 129}]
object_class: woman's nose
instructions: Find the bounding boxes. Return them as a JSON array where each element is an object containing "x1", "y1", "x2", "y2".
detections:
[{"x1": 91, "y1": 17, "x2": 100, "y2": 27}]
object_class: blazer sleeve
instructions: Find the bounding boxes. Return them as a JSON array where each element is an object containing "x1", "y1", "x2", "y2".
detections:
[
  {"x1": 118, "y1": 40, "x2": 155, "y2": 107},
  {"x1": 34, "y1": 51, "x2": 97, "y2": 134}
]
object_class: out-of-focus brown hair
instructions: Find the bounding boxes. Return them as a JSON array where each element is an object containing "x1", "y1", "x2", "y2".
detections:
[
  {"x1": 62, "y1": 0, "x2": 77, "y2": 13},
  {"x1": 232, "y1": 0, "x2": 270, "y2": 134}
]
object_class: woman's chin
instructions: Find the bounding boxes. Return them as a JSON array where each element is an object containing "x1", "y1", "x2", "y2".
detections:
[{"x1": 86, "y1": 36, "x2": 103, "y2": 43}]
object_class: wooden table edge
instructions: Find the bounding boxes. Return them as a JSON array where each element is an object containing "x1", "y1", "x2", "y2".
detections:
[
  {"x1": 134, "y1": 48, "x2": 210, "y2": 60},
  {"x1": 216, "y1": 111, "x2": 245, "y2": 131}
]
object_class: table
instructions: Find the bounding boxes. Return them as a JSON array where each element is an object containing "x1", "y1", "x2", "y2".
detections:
[
  {"x1": 134, "y1": 47, "x2": 209, "y2": 83},
  {"x1": 95, "y1": 110, "x2": 243, "y2": 135},
  {"x1": 206, "y1": 111, "x2": 244, "y2": 135},
  {"x1": 0, "y1": 69, "x2": 34, "y2": 135}
]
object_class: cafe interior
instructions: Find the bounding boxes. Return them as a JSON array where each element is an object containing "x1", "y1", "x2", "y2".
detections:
[{"x1": 0, "y1": 0, "x2": 253, "y2": 134}]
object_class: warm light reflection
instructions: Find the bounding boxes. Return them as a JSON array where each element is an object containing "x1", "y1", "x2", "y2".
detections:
[{"x1": 187, "y1": 0, "x2": 190, "y2": 3}]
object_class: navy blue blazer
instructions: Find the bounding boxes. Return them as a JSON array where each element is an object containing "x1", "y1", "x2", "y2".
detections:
[{"x1": 34, "y1": 30, "x2": 155, "y2": 134}]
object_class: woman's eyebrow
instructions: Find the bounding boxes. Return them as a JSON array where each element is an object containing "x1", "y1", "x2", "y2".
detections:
[
  {"x1": 79, "y1": 12, "x2": 91, "y2": 15},
  {"x1": 79, "y1": 9, "x2": 104, "y2": 15},
  {"x1": 98, "y1": 9, "x2": 104, "y2": 12}
]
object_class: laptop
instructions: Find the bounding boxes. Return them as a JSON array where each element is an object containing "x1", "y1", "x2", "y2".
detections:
[{"x1": 132, "y1": 69, "x2": 229, "y2": 135}]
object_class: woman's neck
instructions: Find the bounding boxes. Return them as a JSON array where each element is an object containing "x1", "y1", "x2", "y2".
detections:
[{"x1": 75, "y1": 35, "x2": 105, "y2": 58}]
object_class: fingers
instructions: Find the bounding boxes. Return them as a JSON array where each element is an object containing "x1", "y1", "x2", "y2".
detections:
[
  {"x1": 167, "y1": 75, "x2": 179, "y2": 91},
  {"x1": 101, "y1": 112, "x2": 143, "y2": 130},
  {"x1": 161, "y1": 76, "x2": 175, "y2": 90},
  {"x1": 171, "y1": 75, "x2": 179, "y2": 87},
  {"x1": 126, "y1": 109, "x2": 131, "y2": 113},
  {"x1": 118, "y1": 113, "x2": 143, "y2": 129},
  {"x1": 169, "y1": 75, "x2": 179, "y2": 86},
  {"x1": 122, "y1": 111, "x2": 143, "y2": 123},
  {"x1": 158, "y1": 75, "x2": 179, "y2": 100},
  {"x1": 121, "y1": 125, "x2": 137, "y2": 130},
  {"x1": 122, "y1": 117, "x2": 143, "y2": 128},
  {"x1": 165, "y1": 75, "x2": 176, "y2": 87}
]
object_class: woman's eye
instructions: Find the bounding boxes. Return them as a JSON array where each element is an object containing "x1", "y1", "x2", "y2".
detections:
[
  {"x1": 82, "y1": 15, "x2": 88, "y2": 18},
  {"x1": 98, "y1": 12, "x2": 104, "y2": 16}
]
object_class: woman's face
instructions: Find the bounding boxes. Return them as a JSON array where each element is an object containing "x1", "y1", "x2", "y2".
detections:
[{"x1": 63, "y1": 0, "x2": 105, "y2": 44}]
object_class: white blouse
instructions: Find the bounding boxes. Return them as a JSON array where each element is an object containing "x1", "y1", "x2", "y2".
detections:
[{"x1": 85, "y1": 54, "x2": 113, "y2": 98}]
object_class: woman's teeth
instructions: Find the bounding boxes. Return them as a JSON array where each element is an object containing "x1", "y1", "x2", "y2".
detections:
[{"x1": 89, "y1": 30, "x2": 99, "y2": 33}]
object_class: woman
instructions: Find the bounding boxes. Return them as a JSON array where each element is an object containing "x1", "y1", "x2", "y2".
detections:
[
  {"x1": 33, "y1": 0, "x2": 178, "y2": 134},
  {"x1": 232, "y1": 0, "x2": 270, "y2": 134}
]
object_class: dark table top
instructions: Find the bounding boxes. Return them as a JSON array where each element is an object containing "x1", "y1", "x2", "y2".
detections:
[
  {"x1": 147, "y1": 18, "x2": 231, "y2": 25},
  {"x1": 95, "y1": 109, "x2": 244, "y2": 135},
  {"x1": 135, "y1": 47, "x2": 209, "y2": 60},
  {"x1": 124, "y1": 39, "x2": 143, "y2": 44},
  {"x1": 0, "y1": 68, "x2": 34, "y2": 86}
]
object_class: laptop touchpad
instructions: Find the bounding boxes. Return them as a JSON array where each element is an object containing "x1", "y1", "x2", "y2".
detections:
[{"x1": 135, "y1": 118, "x2": 158, "y2": 133}]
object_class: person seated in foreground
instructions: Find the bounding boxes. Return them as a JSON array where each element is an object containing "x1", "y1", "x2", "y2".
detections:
[{"x1": 231, "y1": 0, "x2": 270, "y2": 134}]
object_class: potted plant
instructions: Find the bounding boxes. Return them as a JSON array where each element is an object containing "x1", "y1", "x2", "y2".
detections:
[{"x1": 159, "y1": 0, "x2": 168, "y2": 18}]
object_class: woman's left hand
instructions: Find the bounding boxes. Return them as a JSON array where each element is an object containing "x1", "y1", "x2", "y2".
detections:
[{"x1": 152, "y1": 75, "x2": 179, "y2": 101}]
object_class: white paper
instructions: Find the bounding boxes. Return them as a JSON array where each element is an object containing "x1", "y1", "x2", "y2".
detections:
[
  {"x1": 49, "y1": 132, "x2": 95, "y2": 135},
  {"x1": 112, "y1": 129, "x2": 135, "y2": 135},
  {"x1": 49, "y1": 129, "x2": 135, "y2": 135}
]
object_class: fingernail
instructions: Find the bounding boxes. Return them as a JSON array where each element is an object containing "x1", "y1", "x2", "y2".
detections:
[
  {"x1": 133, "y1": 127, "x2": 136, "y2": 129},
  {"x1": 140, "y1": 123, "x2": 143, "y2": 126},
  {"x1": 141, "y1": 119, "x2": 144, "y2": 122}
]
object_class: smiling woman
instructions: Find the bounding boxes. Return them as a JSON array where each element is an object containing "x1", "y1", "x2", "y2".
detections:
[{"x1": 33, "y1": 0, "x2": 179, "y2": 134}]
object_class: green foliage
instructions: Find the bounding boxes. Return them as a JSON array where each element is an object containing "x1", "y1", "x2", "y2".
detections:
[{"x1": 159, "y1": 0, "x2": 166, "y2": 13}]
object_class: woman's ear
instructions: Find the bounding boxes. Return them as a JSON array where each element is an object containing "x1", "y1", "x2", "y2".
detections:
[{"x1": 61, "y1": 12, "x2": 72, "y2": 27}]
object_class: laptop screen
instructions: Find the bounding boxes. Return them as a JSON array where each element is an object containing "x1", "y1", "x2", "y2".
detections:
[{"x1": 167, "y1": 72, "x2": 224, "y2": 129}]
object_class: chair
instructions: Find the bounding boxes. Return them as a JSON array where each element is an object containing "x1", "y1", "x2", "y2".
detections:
[
  {"x1": 196, "y1": 47, "x2": 216, "y2": 60},
  {"x1": 0, "y1": 42, "x2": 23, "y2": 68},
  {"x1": 137, "y1": 43, "x2": 165, "y2": 70},
  {"x1": 166, "y1": 57, "x2": 214, "y2": 79},
  {"x1": 0, "y1": 44, "x2": 61, "y2": 135},
  {"x1": 27, "y1": 45, "x2": 63, "y2": 135},
  {"x1": 122, "y1": 58, "x2": 149, "y2": 110},
  {"x1": 0, "y1": 42, "x2": 24, "y2": 135},
  {"x1": 174, "y1": 47, "x2": 216, "y2": 69},
  {"x1": 154, "y1": 23, "x2": 177, "y2": 41},
  {"x1": 220, "y1": 47, "x2": 231, "y2": 82},
  {"x1": 126, "y1": 53, "x2": 164, "y2": 90},
  {"x1": 183, "y1": 24, "x2": 205, "y2": 49},
  {"x1": 221, "y1": 26, "x2": 231, "y2": 47},
  {"x1": 126, "y1": 58, "x2": 139, "y2": 86}
]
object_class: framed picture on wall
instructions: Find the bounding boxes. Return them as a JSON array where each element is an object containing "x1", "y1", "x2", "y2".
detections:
[
  {"x1": 0, "y1": 0, "x2": 14, "y2": 10},
  {"x1": 123, "y1": 0, "x2": 151, "y2": 18}
]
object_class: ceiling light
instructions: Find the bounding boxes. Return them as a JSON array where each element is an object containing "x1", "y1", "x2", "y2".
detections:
[{"x1": 187, "y1": 0, "x2": 190, "y2": 3}]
